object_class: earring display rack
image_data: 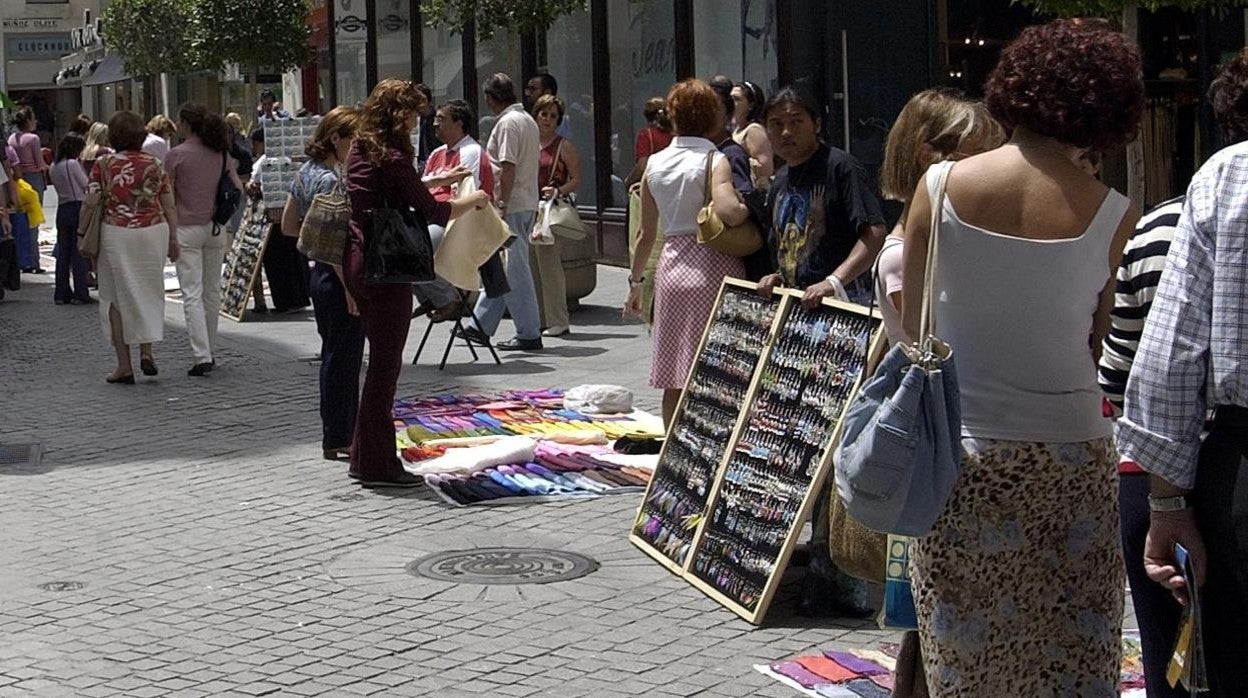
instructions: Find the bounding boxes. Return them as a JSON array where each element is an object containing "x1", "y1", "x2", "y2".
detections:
[{"x1": 630, "y1": 278, "x2": 884, "y2": 625}]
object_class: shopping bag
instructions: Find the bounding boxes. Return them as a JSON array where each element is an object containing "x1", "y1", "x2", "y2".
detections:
[
  {"x1": 626, "y1": 186, "x2": 664, "y2": 325},
  {"x1": 530, "y1": 198, "x2": 555, "y2": 246},
  {"x1": 880, "y1": 535, "x2": 918, "y2": 630},
  {"x1": 828, "y1": 493, "x2": 888, "y2": 582},
  {"x1": 435, "y1": 177, "x2": 511, "y2": 290}
]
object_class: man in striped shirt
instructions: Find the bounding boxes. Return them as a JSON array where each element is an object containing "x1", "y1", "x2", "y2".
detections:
[{"x1": 1097, "y1": 196, "x2": 1186, "y2": 698}]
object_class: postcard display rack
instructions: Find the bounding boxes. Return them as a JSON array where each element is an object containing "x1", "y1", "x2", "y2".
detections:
[
  {"x1": 630, "y1": 279, "x2": 883, "y2": 624},
  {"x1": 259, "y1": 116, "x2": 320, "y2": 209},
  {"x1": 218, "y1": 203, "x2": 272, "y2": 321}
]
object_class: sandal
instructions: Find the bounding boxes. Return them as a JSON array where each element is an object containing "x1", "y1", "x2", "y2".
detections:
[
  {"x1": 106, "y1": 372, "x2": 135, "y2": 385},
  {"x1": 140, "y1": 358, "x2": 158, "y2": 376}
]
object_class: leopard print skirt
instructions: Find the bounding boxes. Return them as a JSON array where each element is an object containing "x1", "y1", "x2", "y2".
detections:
[{"x1": 910, "y1": 438, "x2": 1124, "y2": 697}]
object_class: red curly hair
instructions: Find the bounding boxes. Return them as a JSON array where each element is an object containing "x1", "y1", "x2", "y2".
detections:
[
  {"x1": 666, "y1": 79, "x2": 722, "y2": 138},
  {"x1": 984, "y1": 19, "x2": 1143, "y2": 151},
  {"x1": 357, "y1": 78, "x2": 426, "y2": 166}
]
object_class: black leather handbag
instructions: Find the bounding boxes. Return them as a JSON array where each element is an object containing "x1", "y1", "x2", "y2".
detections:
[{"x1": 362, "y1": 186, "x2": 435, "y2": 284}]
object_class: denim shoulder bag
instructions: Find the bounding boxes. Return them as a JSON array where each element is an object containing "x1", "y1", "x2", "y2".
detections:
[
  {"x1": 362, "y1": 162, "x2": 435, "y2": 284},
  {"x1": 834, "y1": 160, "x2": 961, "y2": 537}
]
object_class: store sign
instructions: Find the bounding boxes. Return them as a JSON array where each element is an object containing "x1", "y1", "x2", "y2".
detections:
[
  {"x1": 3, "y1": 18, "x2": 65, "y2": 31},
  {"x1": 6, "y1": 35, "x2": 73, "y2": 61},
  {"x1": 70, "y1": 10, "x2": 104, "y2": 51}
]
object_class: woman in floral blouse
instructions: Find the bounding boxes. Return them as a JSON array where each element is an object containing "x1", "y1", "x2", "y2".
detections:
[{"x1": 81, "y1": 111, "x2": 180, "y2": 384}]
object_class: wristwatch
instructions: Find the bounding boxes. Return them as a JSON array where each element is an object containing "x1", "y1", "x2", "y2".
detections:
[{"x1": 1148, "y1": 494, "x2": 1191, "y2": 512}]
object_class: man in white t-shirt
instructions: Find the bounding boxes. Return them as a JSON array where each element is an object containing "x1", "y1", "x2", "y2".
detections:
[{"x1": 462, "y1": 73, "x2": 543, "y2": 351}]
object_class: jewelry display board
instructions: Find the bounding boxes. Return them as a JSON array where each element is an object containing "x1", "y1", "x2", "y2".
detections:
[
  {"x1": 630, "y1": 279, "x2": 884, "y2": 624},
  {"x1": 260, "y1": 117, "x2": 320, "y2": 209},
  {"x1": 218, "y1": 202, "x2": 273, "y2": 322},
  {"x1": 630, "y1": 280, "x2": 783, "y2": 573}
]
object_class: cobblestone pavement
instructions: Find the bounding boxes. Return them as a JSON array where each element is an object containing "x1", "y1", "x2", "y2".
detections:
[{"x1": 0, "y1": 241, "x2": 906, "y2": 698}]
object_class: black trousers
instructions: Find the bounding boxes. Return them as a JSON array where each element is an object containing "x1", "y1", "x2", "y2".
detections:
[
  {"x1": 310, "y1": 263, "x2": 364, "y2": 451},
  {"x1": 1194, "y1": 406, "x2": 1248, "y2": 695},
  {"x1": 1119, "y1": 473, "x2": 1185, "y2": 698},
  {"x1": 262, "y1": 225, "x2": 310, "y2": 311},
  {"x1": 54, "y1": 201, "x2": 90, "y2": 302}
]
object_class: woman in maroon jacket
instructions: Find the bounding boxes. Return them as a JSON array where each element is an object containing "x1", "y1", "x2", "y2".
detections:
[{"x1": 343, "y1": 79, "x2": 488, "y2": 488}]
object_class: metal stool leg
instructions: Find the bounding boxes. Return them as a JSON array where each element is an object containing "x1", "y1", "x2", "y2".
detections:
[
  {"x1": 437, "y1": 318, "x2": 459, "y2": 370},
  {"x1": 412, "y1": 315, "x2": 436, "y2": 365},
  {"x1": 471, "y1": 312, "x2": 502, "y2": 365}
]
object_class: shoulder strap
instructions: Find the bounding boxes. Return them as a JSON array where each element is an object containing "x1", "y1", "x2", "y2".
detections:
[
  {"x1": 548, "y1": 138, "x2": 565, "y2": 187},
  {"x1": 703, "y1": 150, "x2": 715, "y2": 206},
  {"x1": 919, "y1": 161, "x2": 954, "y2": 343}
]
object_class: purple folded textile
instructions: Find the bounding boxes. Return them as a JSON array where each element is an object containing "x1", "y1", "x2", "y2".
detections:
[
  {"x1": 822, "y1": 651, "x2": 888, "y2": 676},
  {"x1": 771, "y1": 661, "x2": 827, "y2": 689}
]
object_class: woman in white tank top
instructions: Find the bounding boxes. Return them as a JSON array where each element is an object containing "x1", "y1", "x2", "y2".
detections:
[{"x1": 897, "y1": 20, "x2": 1143, "y2": 697}]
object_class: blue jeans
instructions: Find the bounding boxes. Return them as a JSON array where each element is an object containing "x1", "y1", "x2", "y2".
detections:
[
  {"x1": 473, "y1": 210, "x2": 540, "y2": 340},
  {"x1": 54, "y1": 201, "x2": 89, "y2": 302},
  {"x1": 310, "y1": 263, "x2": 364, "y2": 451}
]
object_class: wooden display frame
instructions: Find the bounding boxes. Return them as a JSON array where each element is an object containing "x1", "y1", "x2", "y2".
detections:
[
  {"x1": 219, "y1": 203, "x2": 273, "y2": 322},
  {"x1": 630, "y1": 278, "x2": 885, "y2": 625}
]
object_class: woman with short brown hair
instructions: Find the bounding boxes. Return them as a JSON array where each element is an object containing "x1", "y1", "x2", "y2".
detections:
[
  {"x1": 343, "y1": 79, "x2": 488, "y2": 488},
  {"x1": 81, "y1": 110, "x2": 180, "y2": 384},
  {"x1": 626, "y1": 79, "x2": 749, "y2": 424}
]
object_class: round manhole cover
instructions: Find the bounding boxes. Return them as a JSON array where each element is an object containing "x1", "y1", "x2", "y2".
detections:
[{"x1": 406, "y1": 548, "x2": 598, "y2": 585}]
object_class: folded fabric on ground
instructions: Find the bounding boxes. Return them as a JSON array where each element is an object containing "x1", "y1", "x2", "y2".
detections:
[
  {"x1": 393, "y1": 390, "x2": 660, "y2": 506},
  {"x1": 404, "y1": 436, "x2": 538, "y2": 476},
  {"x1": 420, "y1": 443, "x2": 652, "y2": 506},
  {"x1": 756, "y1": 633, "x2": 1146, "y2": 697}
]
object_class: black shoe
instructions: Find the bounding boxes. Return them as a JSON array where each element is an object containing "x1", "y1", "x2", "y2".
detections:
[
  {"x1": 187, "y1": 362, "x2": 214, "y2": 377},
  {"x1": 32, "y1": 268, "x2": 45, "y2": 274},
  {"x1": 251, "y1": 306, "x2": 269, "y2": 314},
  {"x1": 140, "y1": 358, "x2": 158, "y2": 376},
  {"x1": 412, "y1": 299, "x2": 436, "y2": 319},
  {"x1": 453, "y1": 326, "x2": 491, "y2": 345},
  {"x1": 496, "y1": 337, "x2": 542, "y2": 351},
  {"x1": 357, "y1": 471, "x2": 423, "y2": 489}
]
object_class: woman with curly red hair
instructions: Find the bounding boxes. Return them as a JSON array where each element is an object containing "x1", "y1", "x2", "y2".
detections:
[
  {"x1": 343, "y1": 79, "x2": 488, "y2": 488},
  {"x1": 898, "y1": 19, "x2": 1143, "y2": 694}
]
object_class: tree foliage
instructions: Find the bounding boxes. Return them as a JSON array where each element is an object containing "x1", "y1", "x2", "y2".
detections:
[
  {"x1": 193, "y1": 0, "x2": 313, "y2": 73},
  {"x1": 1013, "y1": 0, "x2": 1247, "y2": 16},
  {"x1": 421, "y1": 0, "x2": 589, "y2": 39},
  {"x1": 102, "y1": 0, "x2": 313, "y2": 78},
  {"x1": 101, "y1": 0, "x2": 200, "y2": 76}
]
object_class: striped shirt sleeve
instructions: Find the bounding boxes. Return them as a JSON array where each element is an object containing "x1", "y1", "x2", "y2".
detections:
[{"x1": 1097, "y1": 197, "x2": 1183, "y2": 412}]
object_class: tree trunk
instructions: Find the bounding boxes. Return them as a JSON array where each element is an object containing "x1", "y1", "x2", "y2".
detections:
[{"x1": 1122, "y1": 1, "x2": 1146, "y2": 211}]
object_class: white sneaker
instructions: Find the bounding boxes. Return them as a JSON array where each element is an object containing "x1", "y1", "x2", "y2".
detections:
[{"x1": 542, "y1": 325, "x2": 570, "y2": 337}]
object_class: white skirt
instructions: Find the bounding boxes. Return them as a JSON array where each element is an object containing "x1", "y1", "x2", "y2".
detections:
[{"x1": 97, "y1": 221, "x2": 168, "y2": 346}]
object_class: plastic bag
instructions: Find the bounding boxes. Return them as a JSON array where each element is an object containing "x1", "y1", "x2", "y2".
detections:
[{"x1": 530, "y1": 198, "x2": 555, "y2": 246}]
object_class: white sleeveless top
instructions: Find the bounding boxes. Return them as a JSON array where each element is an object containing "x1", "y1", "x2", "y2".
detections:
[
  {"x1": 644, "y1": 136, "x2": 722, "y2": 236},
  {"x1": 929, "y1": 161, "x2": 1129, "y2": 443}
]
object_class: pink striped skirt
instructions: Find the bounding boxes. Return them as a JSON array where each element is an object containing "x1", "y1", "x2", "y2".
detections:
[{"x1": 649, "y1": 234, "x2": 746, "y2": 389}]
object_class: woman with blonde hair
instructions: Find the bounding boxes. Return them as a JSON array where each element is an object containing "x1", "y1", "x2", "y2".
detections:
[
  {"x1": 343, "y1": 79, "x2": 488, "y2": 488},
  {"x1": 143, "y1": 115, "x2": 175, "y2": 160},
  {"x1": 81, "y1": 122, "x2": 113, "y2": 177},
  {"x1": 875, "y1": 90, "x2": 1004, "y2": 345},
  {"x1": 626, "y1": 79, "x2": 750, "y2": 425},
  {"x1": 81, "y1": 111, "x2": 180, "y2": 383},
  {"x1": 280, "y1": 106, "x2": 362, "y2": 461}
]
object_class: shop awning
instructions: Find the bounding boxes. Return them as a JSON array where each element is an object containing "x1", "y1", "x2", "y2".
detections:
[{"x1": 83, "y1": 54, "x2": 130, "y2": 86}]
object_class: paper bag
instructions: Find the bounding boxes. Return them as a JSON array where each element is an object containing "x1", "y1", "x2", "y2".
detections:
[{"x1": 434, "y1": 177, "x2": 511, "y2": 291}]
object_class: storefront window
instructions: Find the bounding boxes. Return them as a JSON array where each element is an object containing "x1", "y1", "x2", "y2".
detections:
[
  {"x1": 693, "y1": 0, "x2": 779, "y2": 94},
  {"x1": 376, "y1": 0, "x2": 412, "y2": 82},
  {"x1": 544, "y1": 9, "x2": 595, "y2": 207},
  {"x1": 422, "y1": 24, "x2": 463, "y2": 105},
  {"x1": 335, "y1": 0, "x2": 369, "y2": 107},
  {"x1": 607, "y1": 0, "x2": 676, "y2": 209},
  {"x1": 475, "y1": 32, "x2": 522, "y2": 144}
]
